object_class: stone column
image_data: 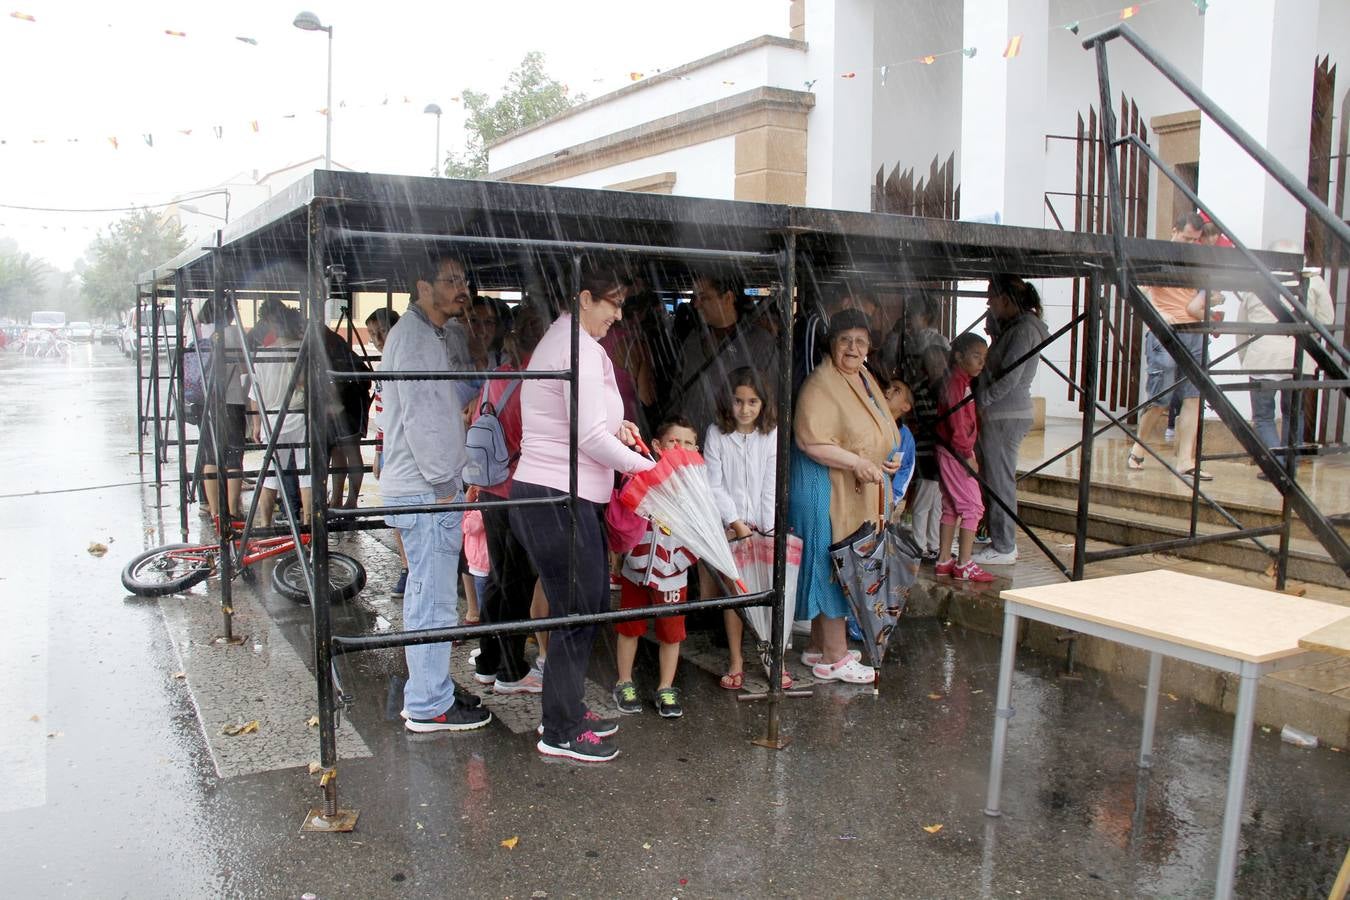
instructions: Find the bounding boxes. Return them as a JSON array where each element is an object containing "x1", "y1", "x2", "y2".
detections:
[
  {"x1": 1198, "y1": 0, "x2": 1319, "y2": 248},
  {"x1": 803, "y1": 0, "x2": 875, "y2": 210},
  {"x1": 958, "y1": 0, "x2": 1049, "y2": 227}
]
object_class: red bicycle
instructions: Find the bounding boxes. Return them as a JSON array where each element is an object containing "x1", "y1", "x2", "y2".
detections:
[{"x1": 120, "y1": 528, "x2": 366, "y2": 603}]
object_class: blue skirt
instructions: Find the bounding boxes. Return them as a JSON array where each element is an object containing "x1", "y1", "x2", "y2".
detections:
[{"x1": 788, "y1": 450, "x2": 849, "y2": 621}]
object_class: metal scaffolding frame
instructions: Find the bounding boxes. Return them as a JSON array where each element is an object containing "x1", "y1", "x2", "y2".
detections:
[{"x1": 133, "y1": 170, "x2": 1333, "y2": 824}]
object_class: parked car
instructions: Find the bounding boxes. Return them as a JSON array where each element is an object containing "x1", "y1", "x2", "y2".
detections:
[
  {"x1": 66, "y1": 321, "x2": 94, "y2": 341},
  {"x1": 99, "y1": 324, "x2": 120, "y2": 345}
]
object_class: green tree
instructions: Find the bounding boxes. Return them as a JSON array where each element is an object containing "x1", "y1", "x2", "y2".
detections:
[
  {"x1": 444, "y1": 51, "x2": 581, "y2": 178},
  {"x1": 79, "y1": 208, "x2": 186, "y2": 319},
  {"x1": 0, "y1": 238, "x2": 50, "y2": 321}
]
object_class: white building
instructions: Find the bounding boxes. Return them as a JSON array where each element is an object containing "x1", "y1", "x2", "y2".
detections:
[{"x1": 487, "y1": 0, "x2": 1350, "y2": 421}]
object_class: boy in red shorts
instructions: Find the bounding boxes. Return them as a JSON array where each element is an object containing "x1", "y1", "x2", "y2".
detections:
[{"x1": 612, "y1": 417, "x2": 700, "y2": 718}]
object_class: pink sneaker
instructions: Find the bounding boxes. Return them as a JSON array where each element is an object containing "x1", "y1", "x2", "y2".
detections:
[
  {"x1": 954, "y1": 561, "x2": 995, "y2": 583},
  {"x1": 934, "y1": 558, "x2": 956, "y2": 577}
]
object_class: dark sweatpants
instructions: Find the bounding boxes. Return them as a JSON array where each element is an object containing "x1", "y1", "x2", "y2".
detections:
[
  {"x1": 475, "y1": 498, "x2": 537, "y2": 683},
  {"x1": 508, "y1": 481, "x2": 608, "y2": 745}
]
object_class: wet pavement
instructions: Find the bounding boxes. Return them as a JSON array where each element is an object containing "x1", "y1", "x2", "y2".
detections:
[{"x1": 2, "y1": 344, "x2": 1348, "y2": 898}]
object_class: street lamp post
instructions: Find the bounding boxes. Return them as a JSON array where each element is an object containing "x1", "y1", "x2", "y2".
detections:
[
  {"x1": 423, "y1": 104, "x2": 443, "y2": 177},
  {"x1": 293, "y1": 11, "x2": 333, "y2": 169}
]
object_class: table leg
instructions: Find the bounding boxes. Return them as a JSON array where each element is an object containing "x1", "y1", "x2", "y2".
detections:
[
  {"x1": 1330, "y1": 845, "x2": 1350, "y2": 900},
  {"x1": 1139, "y1": 652, "x2": 1163, "y2": 768},
  {"x1": 984, "y1": 608, "x2": 1020, "y2": 817},
  {"x1": 1214, "y1": 665, "x2": 1259, "y2": 900}
]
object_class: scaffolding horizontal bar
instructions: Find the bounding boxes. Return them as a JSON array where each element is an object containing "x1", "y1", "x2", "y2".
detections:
[
  {"x1": 326, "y1": 494, "x2": 569, "y2": 520},
  {"x1": 1083, "y1": 524, "x2": 1284, "y2": 563},
  {"x1": 331, "y1": 227, "x2": 781, "y2": 262},
  {"x1": 331, "y1": 589, "x2": 775, "y2": 656},
  {"x1": 1173, "y1": 322, "x2": 1315, "y2": 335},
  {"x1": 1222, "y1": 379, "x2": 1350, "y2": 392},
  {"x1": 329, "y1": 368, "x2": 572, "y2": 383}
]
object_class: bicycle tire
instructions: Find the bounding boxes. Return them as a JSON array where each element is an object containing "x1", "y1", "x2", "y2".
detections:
[
  {"x1": 122, "y1": 543, "x2": 214, "y2": 597},
  {"x1": 271, "y1": 551, "x2": 366, "y2": 605}
]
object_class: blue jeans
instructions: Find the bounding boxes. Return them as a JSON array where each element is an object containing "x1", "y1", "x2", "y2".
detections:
[
  {"x1": 1250, "y1": 380, "x2": 1292, "y2": 451},
  {"x1": 385, "y1": 490, "x2": 464, "y2": 719}
]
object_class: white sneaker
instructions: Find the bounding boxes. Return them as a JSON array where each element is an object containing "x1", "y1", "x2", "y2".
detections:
[
  {"x1": 1163, "y1": 427, "x2": 1176, "y2": 442},
  {"x1": 471, "y1": 671, "x2": 496, "y2": 685},
  {"x1": 800, "y1": 648, "x2": 861, "y2": 667},
  {"x1": 812, "y1": 656, "x2": 876, "y2": 684},
  {"x1": 971, "y1": 547, "x2": 1018, "y2": 566},
  {"x1": 468, "y1": 647, "x2": 482, "y2": 661}
]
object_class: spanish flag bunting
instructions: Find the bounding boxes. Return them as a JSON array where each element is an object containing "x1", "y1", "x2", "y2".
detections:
[
  {"x1": 250, "y1": 120, "x2": 259, "y2": 132},
  {"x1": 108, "y1": 136, "x2": 118, "y2": 149},
  {"x1": 840, "y1": 71, "x2": 856, "y2": 79},
  {"x1": 1120, "y1": 5, "x2": 1139, "y2": 18},
  {"x1": 879, "y1": 65, "x2": 889, "y2": 86},
  {"x1": 920, "y1": 55, "x2": 936, "y2": 65},
  {"x1": 10, "y1": 11, "x2": 35, "y2": 21},
  {"x1": 629, "y1": 72, "x2": 643, "y2": 81},
  {"x1": 164, "y1": 29, "x2": 186, "y2": 37},
  {"x1": 1003, "y1": 34, "x2": 1023, "y2": 58}
]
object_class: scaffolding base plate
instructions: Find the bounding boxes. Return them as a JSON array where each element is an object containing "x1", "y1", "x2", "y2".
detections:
[
  {"x1": 751, "y1": 735, "x2": 792, "y2": 750},
  {"x1": 736, "y1": 689, "x2": 814, "y2": 702},
  {"x1": 210, "y1": 634, "x2": 247, "y2": 647},
  {"x1": 301, "y1": 808, "x2": 359, "y2": 832}
]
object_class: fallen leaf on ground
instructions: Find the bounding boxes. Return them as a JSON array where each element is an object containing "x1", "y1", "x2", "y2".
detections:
[
  {"x1": 1261, "y1": 725, "x2": 1272, "y2": 733},
  {"x1": 923, "y1": 824, "x2": 944, "y2": 834},
  {"x1": 87, "y1": 542, "x2": 108, "y2": 557},
  {"x1": 221, "y1": 720, "x2": 259, "y2": 736},
  {"x1": 837, "y1": 833, "x2": 858, "y2": 840},
  {"x1": 306, "y1": 715, "x2": 319, "y2": 727},
  {"x1": 1166, "y1": 693, "x2": 1179, "y2": 701},
  {"x1": 642, "y1": 842, "x2": 652, "y2": 850},
  {"x1": 171, "y1": 671, "x2": 186, "y2": 680},
  {"x1": 308, "y1": 762, "x2": 322, "y2": 775},
  {"x1": 530, "y1": 892, "x2": 548, "y2": 899},
  {"x1": 416, "y1": 822, "x2": 423, "y2": 830},
  {"x1": 927, "y1": 693, "x2": 943, "y2": 700},
  {"x1": 500, "y1": 836, "x2": 519, "y2": 850}
]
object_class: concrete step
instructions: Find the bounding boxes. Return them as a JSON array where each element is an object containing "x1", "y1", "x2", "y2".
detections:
[
  {"x1": 1016, "y1": 487, "x2": 1350, "y2": 589},
  {"x1": 1019, "y1": 468, "x2": 1316, "y2": 537}
]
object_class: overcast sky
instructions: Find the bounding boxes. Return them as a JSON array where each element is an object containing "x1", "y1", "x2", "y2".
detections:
[{"x1": 0, "y1": 0, "x2": 788, "y2": 269}]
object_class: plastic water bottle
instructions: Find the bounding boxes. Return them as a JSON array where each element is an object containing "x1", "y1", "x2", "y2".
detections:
[{"x1": 1280, "y1": 725, "x2": 1318, "y2": 748}]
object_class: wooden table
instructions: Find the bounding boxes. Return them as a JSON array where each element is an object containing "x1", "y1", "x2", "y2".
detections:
[
  {"x1": 1299, "y1": 618, "x2": 1350, "y2": 900},
  {"x1": 982, "y1": 570, "x2": 1350, "y2": 900}
]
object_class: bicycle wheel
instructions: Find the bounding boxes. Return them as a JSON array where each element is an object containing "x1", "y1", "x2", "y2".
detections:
[
  {"x1": 122, "y1": 543, "x2": 214, "y2": 596},
  {"x1": 271, "y1": 551, "x2": 366, "y2": 605}
]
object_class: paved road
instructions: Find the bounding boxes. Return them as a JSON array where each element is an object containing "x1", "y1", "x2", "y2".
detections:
[{"x1": 1, "y1": 344, "x2": 1347, "y2": 898}]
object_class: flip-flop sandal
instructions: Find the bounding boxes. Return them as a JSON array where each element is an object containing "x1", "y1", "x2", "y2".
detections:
[
  {"x1": 781, "y1": 671, "x2": 795, "y2": 689},
  {"x1": 719, "y1": 671, "x2": 744, "y2": 690},
  {"x1": 1127, "y1": 453, "x2": 1145, "y2": 471}
]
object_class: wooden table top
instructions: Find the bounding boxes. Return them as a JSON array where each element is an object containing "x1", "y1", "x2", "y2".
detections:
[
  {"x1": 1001, "y1": 570, "x2": 1350, "y2": 664},
  {"x1": 1299, "y1": 615, "x2": 1350, "y2": 657}
]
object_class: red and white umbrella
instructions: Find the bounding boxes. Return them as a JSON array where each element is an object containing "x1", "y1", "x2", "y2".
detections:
[{"x1": 619, "y1": 441, "x2": 746, "y2": 594}]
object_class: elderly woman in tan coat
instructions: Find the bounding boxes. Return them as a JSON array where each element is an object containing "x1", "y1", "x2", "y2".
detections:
[{"x1": 788, "y1": 309, "x2": 901, "y2": 684}]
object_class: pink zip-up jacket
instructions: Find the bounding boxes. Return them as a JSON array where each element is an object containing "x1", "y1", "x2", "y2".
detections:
[
  {"x1": 513, "y1": 315, "x2": 654, "y2": 503},
  {"x1": 936, "y1": 365, "x2": 978, "y2": 458}
]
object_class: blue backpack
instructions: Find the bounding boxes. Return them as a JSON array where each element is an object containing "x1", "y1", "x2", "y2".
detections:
[{"x1": 462, "y1": 379, "x2": 521, "y2": 488}]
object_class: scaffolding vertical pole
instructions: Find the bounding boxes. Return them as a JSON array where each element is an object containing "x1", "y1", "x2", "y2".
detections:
[
  {"x1": 208, "y1": 247, "x2": 234, "y2": 642},
  {"x1": 150, "y1": 281, "x2": 164, "y2": 490},
  {"x1": 305, "y1": 200, "x2": 340, "y2": 820},
  {"x1": 760, "y1": 233, "x2": 796, "y2": 747},
  {"x1": 1073, "y1": 275, "x2": 1104, "y2": 580},
  {"x1": 1277, "y1": 315, "x2": 1306, "y2": 590},
  {"x1": 135, "y1": 286, "x2": 145, "y2": 469},
  {"x1": 174, "y1": 271, "x2": 189, "y2": 541},
  {"x1": 1093, "y1": 45, "x2": 1133, "y2": 333},
  {"x1": 568, "y1": 255, "x2": 581, "y2": 612}
]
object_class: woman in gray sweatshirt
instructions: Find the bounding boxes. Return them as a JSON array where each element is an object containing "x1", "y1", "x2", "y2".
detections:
[{"x1": 974, "y1": 276, "x2": 1050, "y2": 565}]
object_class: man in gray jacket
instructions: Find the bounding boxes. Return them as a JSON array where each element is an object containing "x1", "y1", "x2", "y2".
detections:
[{"x1": 381, "y1": 255, "x2": 491, "y2": 733}]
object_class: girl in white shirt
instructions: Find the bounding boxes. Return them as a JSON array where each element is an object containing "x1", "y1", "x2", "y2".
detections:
[{"x1": 703, "y1": 367, "x2": 786, "y2": 689}]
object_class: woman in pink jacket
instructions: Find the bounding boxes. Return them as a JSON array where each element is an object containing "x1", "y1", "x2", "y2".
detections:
[{"x1": 509, "y1": 264, "x2": 655, "y2": 763}]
